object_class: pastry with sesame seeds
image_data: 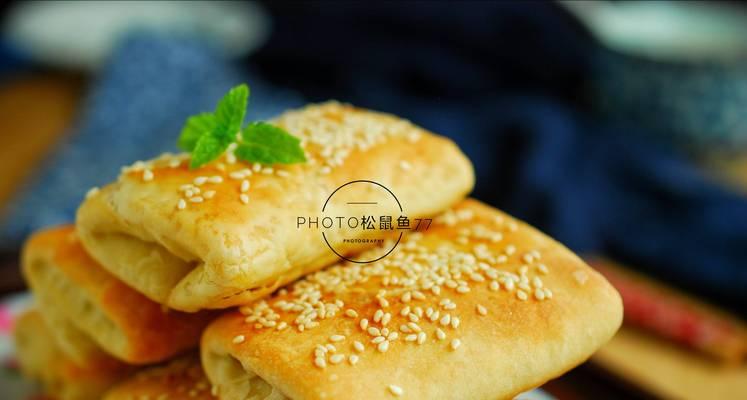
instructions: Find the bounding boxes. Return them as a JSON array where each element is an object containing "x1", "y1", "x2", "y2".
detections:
[
  {"x1": 14, "y1": 310, "x2": 133, "y2": 400},
  {"x1": 103, "y1": 354, "x2": 222, "y2": 400},
  {"x1": 21, "y1": 225, "x2": 215, "y2": 364},
  {"x1": 200, "y1": 199, "x2": 622, "y2": 400},
  {"x1": 76, "y1": 102, "x2": 474, "y2": 311}
]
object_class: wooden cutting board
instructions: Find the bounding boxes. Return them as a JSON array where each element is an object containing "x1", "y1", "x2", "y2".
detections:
[{"x1": 592, "y1": 326, "x2": 747, "y2": 399}]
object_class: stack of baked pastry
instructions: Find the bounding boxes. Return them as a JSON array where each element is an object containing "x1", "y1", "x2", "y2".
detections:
[{"x1": 14, "y1": 102, "x2": 623, "y2": 400}]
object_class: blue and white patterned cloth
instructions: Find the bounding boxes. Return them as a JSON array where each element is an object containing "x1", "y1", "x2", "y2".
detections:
[{"x1": 0, "y1": 34, "x2": 302, "y2": 248}]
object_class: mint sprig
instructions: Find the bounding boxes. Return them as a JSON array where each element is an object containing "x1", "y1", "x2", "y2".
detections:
[{"x1": 177, "y1": 84, "x2": 306, "y2": 169}]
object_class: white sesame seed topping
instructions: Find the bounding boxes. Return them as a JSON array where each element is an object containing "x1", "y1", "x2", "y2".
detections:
[
  {"x1": 189, "y1": 196, "x2": 204, "y2": 203},
  {"x1": 85, "y1": 187, "x2": 99, "y2": 199},
  {"x1": 368, "y1": 327, "x2": 381, "y2": 337},
  {"x1": 240, "y1": 180, "x2": 250, "y2": 192},
  {"x1": 329, "y1": 354, "x2": 345, "y2": 364},
  {"x1": 388, "y1": 385, "x2": 404, "y2": 397},
  {"x1": 194, "y1": 176, "x2": 208, "y2": 185},
  {"x1": 203, "y1": 190, "x2": 216, "y2": 199},
  {"x1": 239, "y1": 194, "x2": 249, "y2": 204},
  {"x1": 277, "y1": 170, "x2": 291, "y2": 178},
  {"x1": 360, "y1": 319, "x2": 369, "y2": 330},
  {"x1": 450, "y1": 338, "x2": 461, "y2": 350},
  {"x1": 417, "y1": 331, "x2": 427, "y2": 345},
  {"x1": 476, "y1": 304, "x2": 488, "y2": 316},
  {"x1": 353, "y1": 341, "x2": 365, "y2": 353},
  {"x1": 573, "y1": 270, "x2": 588, "y2": 285},
  {"x1": 516, "y1": 290, "x2": 528, "y2": 301},
  {"x1": 314, "y1": 357, "x2": 327, "y2": 369},
  {"x1": 330, "y1": 335, "x2": 345, "y2": 342},
  {"x1": 377, "y1": 340, "x2": 390, "y2": 353},
  {"x1": 177, "y1": 199, "x2": 187, "y2": 210},
  {"x1": 209, "y1": 175, "x2": 223, "y2": 183},
  {"x1": 349, "y1": 354, "x2": 359, "y2": 365},
  {"x1": 436, "y1": 328, "x2": 446, "y2": 341},
  {"x1": 232, "y1": 335, "x2": 245, "y2": 344},
  {"x1": 345, "y1": 309, "x2": 358, "y2": 318},
  {"x1": 405, "y1": 334, "x2": 417, "y2": 342},
  {"x1": 142, "y1": 169, "x2": 154, "y2": 181}
]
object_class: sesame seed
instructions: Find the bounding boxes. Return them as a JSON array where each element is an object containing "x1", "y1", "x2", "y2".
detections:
[
  {"x1": 516, "y1": 290, "x2": 528, "y2": 301},
  {"x1": 401, "y1": 292, "x2": 412, "y2": 303},
  {"x1": 253, "y1": 163, "x2": 261, "y2": 172},
  {"x1": 378, "y1": 297, "x2": 390, "y2": 308},
  {"x1": 360, "y1": 319, "x2": 369, "y2": 330},
  {"x1": 534, "y1": 288, "x2": 546, "y2": 301},
  {"x1": 538, "y1": 263, "x2": 549, "y2": 274},
  {"x1": 450, "y1": 338, "x2": 461, "y2": 350},
  {"x1": 476, "y1": 304, "x2": 488, "y2": 316},
  {"x1": 451, "y1": 316, "x2": 460, "y2": 329},
  {"x1": 330, "y1": 335, "x2": 345, "y2": 342},
  {"x1": 194, "y1": 176, "x2": 208, "y2": 185},
  {"x1": 232, "y1": 335, "x2": 245, "y2": 344},
  {"x1": 142, "y1": 169, "x2": 154, "y2": 181},
  {"x1": 241, "y1": 180, "x2": 250, "y2": 192},
  {"x1": 489, "y1": 281, "x2": 500, "y2": 292},
  {"x1": 372, "y1": 336, "x2": 386, "y2": 344},
  {"x1": 262, "y1": 167, "x2": 274, "y2": 175},
  {"x1": 277, "y1": 322, "x2": 288, "y2": 330},
  {"x1": 456, "y1": 285, "x2": 470, "y2": 294},
  {"x1": 407, "y1": 322, "x2": 422, "y2": 332},
  {"x1": 240, "y1": 194, "x2": 249, "y2": 204},
  {"x1": 387, "y1": 332, "x2": 399, "y2": 341},
  {"x1": 349, "y1": 354, "x2": 359, "y2": 365},
  {"x1": 377, "y1": 340, "x2": 390, "y2": 352},
  {"x1": 544, "y1": 288, "x2": 553, "y2": 299},
  {"x1": 573, "y1": 270, "x2": 588, "y2": 285},
  {"x1": 209, "y1": 175, "x2": 223, "y2": 183},
  {"x1": 417, "y1": 331, "x2": 427, "y2": 345},
  {"x1": 382, "y1": 312, "x2": 392, "y2": 326},
  {"x1": 400, "y1": 306, "x2": 411, "y2": 317},
  {"x1": 189, "y1": 196, "x2": 204, "y2": 203},
  {"x1": 345, "y1": 309, "x2": 358, "y2": 318},
  {"x1": 388, "y1": 385, "x2": 404, "y2": 397},
  {"x1": 329, "y1": 354, "x2": 345, "y2": 364},
  {"x1": 399, "y1": 160, "x2": 411, "y2": 171},
  {"x1": 85, "y1": 187, "x2": 99, "y2": 199},
  {"x1": 440, "y1": 314, "x2": 451, "y2": 326},
  {"x1": 374, "y1": 309, "x2": 384, "y2": 322},
  {"x1": 444, "y1": 302, "x2": 456, "y2": 310},
  {"x1": 320, "y1": 166, "x2": 332, "y2": 174},
  {"x1": 436, "y1": 328, "x2": 446, "y2": 341},
  {"x1": 314, "y1": 357, "x2": 327, "y2": 369},
  {"x1": 353, "y1": 341, "x2": 365, "y2": 353},
  {"x1": 277, "y1": 170, "x2": 291, "y2": 178},
  {"x1": 405, "y1": 334, "x2": 417, "y2": 342},
  {"x1": 177, "y1": 199, "x2": 187, "y2": 210},
  {"x1": 368, "y1": 327, "x2": 381, "y2": 336}
]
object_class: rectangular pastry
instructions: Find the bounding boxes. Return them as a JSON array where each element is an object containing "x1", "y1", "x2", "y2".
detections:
[
  {"x1": 21, "y1": 225, "x2": 214, "y2": 364},
  {"x1": 76, "y1": 102, "x2": 474, "y2": 311},
  {"x1": 14, "y1": 310, "x2": 132, "y2": 400},
  {"x1": 104, "y1": 354, "x2": 218, "y2": 400},
  {"x1": 201, "y1": 199, "x2": 623, "y2": 400}
]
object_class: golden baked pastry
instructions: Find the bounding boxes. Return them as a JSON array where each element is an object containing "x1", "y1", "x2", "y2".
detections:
[
  {"x1": 14, "y1": 310, "x2": 132, "y2": 400},
  {"x1": 76, "y1": 102, "x2": 474, "y2": 311},
  {"x1": 21, "y1": 225, "x2": 214, "y2": 364},
  {"x1": 201, "y1": 199, "x2": 623, "y2": 400},
  {"x1": 104, "y1": 354, "x2": 217, "y2": 400}
]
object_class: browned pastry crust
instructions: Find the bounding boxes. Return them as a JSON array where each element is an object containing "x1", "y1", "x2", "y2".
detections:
[
  {"x1": 104, "y1": 354, "x2": 217, "y2": 400},
  {"x1": 76, "y1": 102, "x2": 474, "y2": 311},
  {"x1": 21, "y1": 225, "x2": 214, "y2": 364},
  {"x1": 201, "y1": 199, "x2": 623, "y2": 400},
  {"x1": 14, "y1": 310, "x2": 132, "y2": 400}
]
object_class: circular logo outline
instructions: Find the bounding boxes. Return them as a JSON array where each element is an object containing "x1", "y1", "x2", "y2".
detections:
[{"x1": 321, "y1": 180, "x2": 403, "y2": 264}]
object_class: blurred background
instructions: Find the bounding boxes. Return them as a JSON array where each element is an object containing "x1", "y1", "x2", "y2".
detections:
[{"x1": 0, "y1": 1, "x2": 746, "y2": 399}]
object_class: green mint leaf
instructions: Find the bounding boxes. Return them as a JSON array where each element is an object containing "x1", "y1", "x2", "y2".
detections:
[
  {"x1": 190, "y1": 133, "x2": 229, "y2": 169},
  {"x1": 236, "y1": 122, "x2": 306, "y2": 165},
  {"x1": 213, "y1": 84, "x2": 249, "y2": 144},
  {"x1": 177, "y1": 113, "x2": 216, "y2": 151}
]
